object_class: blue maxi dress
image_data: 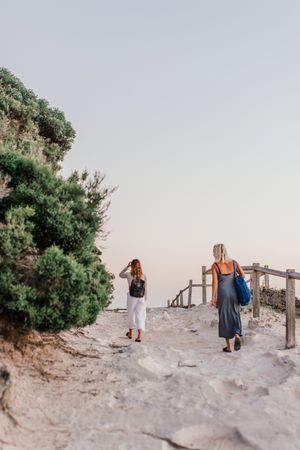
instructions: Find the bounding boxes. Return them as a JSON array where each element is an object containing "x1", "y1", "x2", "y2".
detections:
[{"x1": 215, "y1": 263, "x2": 242, "y2": 339}]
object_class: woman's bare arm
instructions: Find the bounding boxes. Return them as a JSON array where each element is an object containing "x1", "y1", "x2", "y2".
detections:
[{"x1": 211, "y1": 264, "x2": 218, "y2": 306}]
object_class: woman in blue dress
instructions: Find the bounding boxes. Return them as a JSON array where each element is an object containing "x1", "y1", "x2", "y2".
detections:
[{"x1": 211, "y1": 244, "x2": 245, "y2": 352}]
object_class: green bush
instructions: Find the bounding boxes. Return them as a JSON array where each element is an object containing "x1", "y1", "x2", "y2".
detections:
[
  {"x1": 35, "y1": 246, "x2": 101, "y2": 331},
  {"x1": 0, "y1": 68, "x2": 75, "y2": 169},
  {"x1": 0, "y1": 152, "x2": 98, "y2": 255},
  {"x1": 0, "y1": 70, "x2": 114, "y2": 332}
]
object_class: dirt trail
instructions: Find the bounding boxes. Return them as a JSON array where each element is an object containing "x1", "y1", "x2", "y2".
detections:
[{"x1": 1, "y1": 305, "x2": 300, "y2": 450}]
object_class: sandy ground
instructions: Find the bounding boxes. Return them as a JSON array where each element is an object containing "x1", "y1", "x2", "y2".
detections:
[{"x1": 1, "y1": 304, "x2": 300, "y2": 450}]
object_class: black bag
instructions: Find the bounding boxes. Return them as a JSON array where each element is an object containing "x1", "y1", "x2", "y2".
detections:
[{"x1": 129, "y1": 278, "x2": 145, "y2": 298}]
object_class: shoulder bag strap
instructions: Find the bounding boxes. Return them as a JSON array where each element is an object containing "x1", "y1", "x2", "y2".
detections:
[{"x1": 233, "y1": 260, "x2": 237, "y2": 277}]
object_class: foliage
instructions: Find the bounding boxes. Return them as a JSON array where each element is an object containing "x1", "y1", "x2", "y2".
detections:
[
  {"x1": 0, "y1": 68, "x2": 75, "y2": 169},
  {"x1": 0, "y1": 70, "x2": 114, "y2": 332}
]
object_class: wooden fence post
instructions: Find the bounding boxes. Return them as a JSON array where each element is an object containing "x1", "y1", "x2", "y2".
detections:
[
  {"x1": 187, "y1": 280, "x2": 193, "y2": 308},
  {"x1": 264, "y1": 265, "x2": 270, "y2": 289},
  {"x1": 180, "y1": 291, "x2": 184, "y2": 307},
  {"x1": 252, "y1": 263, "x2": 260, "y2": 318},
  {"x1": 176, "y1": 295, "x2": 179, "y2": 307},
  {"x1": 202, "y1": 266, "x2": 207, "y2": 304},
  {"x1": 286, "y1": 269, "x2": 296, "y2": 349},
  {"x1": 250, "y1": 274, "x2": 254, "y2": 299}
]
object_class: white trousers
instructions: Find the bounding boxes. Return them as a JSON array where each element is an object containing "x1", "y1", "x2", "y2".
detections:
[{"x1": 127, "y1": 294, "x2": 146, "y2": 331}]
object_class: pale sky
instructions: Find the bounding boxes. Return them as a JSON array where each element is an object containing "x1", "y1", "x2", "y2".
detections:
[{"x1": 1, "y1": 0, "x2": 300, "y2": 306}]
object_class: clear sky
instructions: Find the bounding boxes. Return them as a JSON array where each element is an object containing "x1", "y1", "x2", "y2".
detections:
[{"x1": 1, "y1": 1, "x2": 300, "y2": 306}]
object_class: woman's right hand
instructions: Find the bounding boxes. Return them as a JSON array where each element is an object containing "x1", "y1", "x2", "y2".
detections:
[
  {"x1": 127, "y1": 261, "x2": 132, "y2": 268},
  {"x1": 211, "y1": 299, "x2": 217, "y2": 307}
]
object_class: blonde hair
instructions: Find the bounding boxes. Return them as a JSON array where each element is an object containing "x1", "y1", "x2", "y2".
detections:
[
  {"x1": 131, "y1": 259, "x2": 143, "y2": 279},
  {"x1": 213, "y1": 244, "x2": 231, "y2": 263}
]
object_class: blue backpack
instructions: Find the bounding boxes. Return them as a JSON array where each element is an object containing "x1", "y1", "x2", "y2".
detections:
[{"x1": 233, "y1": 260, "x2": 251, "y2": 306}]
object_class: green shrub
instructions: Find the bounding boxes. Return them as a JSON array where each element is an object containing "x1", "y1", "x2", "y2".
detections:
[
  {"x1": 0, "y1": 68, "x2": 75, "y2": 169},
  {"x1": 35, "y1": 246, "x2": 108, "y2": 331},
  {"x1": 0, "y1": 70, "x2": 114, "y2": 332}
]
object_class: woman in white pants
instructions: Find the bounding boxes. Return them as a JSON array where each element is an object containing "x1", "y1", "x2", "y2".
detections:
[{"x1": 119, "y1": 259, "x2": 147, "y2": 342}]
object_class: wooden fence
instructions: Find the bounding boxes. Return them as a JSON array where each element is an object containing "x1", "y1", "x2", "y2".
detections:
[{"x1": 167, "y1": 263, "x2": 300, "y2": 349}]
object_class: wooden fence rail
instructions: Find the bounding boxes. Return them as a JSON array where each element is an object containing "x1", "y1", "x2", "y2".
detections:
[
  {"x1": 167, "y1": 282, "x2": 213, "y2": 308},
  {"x1": 168, "y1": 263, "x2": 299, "y2": 349}
]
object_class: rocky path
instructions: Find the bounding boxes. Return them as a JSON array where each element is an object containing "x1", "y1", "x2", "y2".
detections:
[{"x1": 1, "y1": 305, "x2": 300, "y2": 450}]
